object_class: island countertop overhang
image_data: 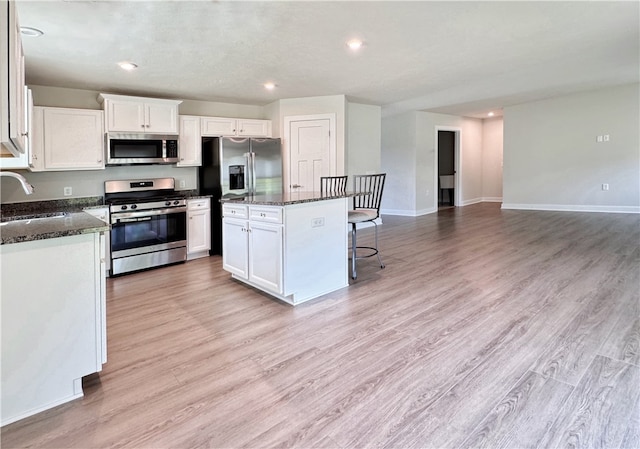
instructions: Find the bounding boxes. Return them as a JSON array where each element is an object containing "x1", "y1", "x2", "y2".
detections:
[{"x1": 220, "y1": 191, "x2": 356, "y2": 207}]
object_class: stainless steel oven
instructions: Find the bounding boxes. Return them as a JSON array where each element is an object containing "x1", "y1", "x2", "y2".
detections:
[{"x1": 105, "y1": 178, "x2": 187, "y2": 275}]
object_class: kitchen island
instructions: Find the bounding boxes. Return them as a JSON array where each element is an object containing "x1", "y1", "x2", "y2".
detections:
[
  {"x1": 221, "y1": 192, "x2": 350, "y2": 305},
  {"x1": 0, "y1": 200, "x2": 109, "y2": 426}
]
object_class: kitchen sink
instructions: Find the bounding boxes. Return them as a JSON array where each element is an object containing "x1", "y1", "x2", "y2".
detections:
[{"x1": 0, "y1": 212, "x2": 69, "y2": 225}]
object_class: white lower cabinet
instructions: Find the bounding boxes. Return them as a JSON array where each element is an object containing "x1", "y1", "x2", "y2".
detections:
[
  {"x1": 223, "y1": 206, "x2": 283, "y2": 293},
  {"x1": 222, "y1": 198, "x2": 348, "y2": 305},
  {"x1": 0, "y1": 232, "x2": 107, "y2": 426},
  {"x1": 83, "y1": 206, "x2": 111, "y2": 276},
  {"x1": 248, "y1": 220, "x2": 283, "y2": 293},
  {"x1": 187, "y1": 198, "x2": 211, "y2": 259},
  {"x1": 222, "y1": 216, "x2": 249, "y2": 278}
]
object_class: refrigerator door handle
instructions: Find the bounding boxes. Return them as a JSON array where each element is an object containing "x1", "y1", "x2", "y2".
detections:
[{"x1": 250, "y1": 152, "x2": 257, "y2": 195}]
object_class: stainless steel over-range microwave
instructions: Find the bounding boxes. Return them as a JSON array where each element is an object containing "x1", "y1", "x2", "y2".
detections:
[{"x1": 106, "y1": 133, "x2": 179, "y2": 165}]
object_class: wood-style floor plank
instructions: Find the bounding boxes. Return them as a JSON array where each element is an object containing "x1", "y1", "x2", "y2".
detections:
[
  {"x1": 537, "y1": 355, "x2": 640, "y2": 449},
  {"x1": 599, "y1": 295, "x2": 640, "y2": 367},
  {"x1": 2, "y1": 203, "x2": 639, "y2": 448},
  {"x1": 460, "y1": 371, "x2": 574, "y2": 449}
]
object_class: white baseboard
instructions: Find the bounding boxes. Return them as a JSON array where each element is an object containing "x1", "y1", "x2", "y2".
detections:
[
  {"x1": 381, "y1": 207, "x2": 436, "y2": 217},
  {"x1": 382, "y1": 199, "x2": 507, "y2": 216},
  {"x1": 460, "y1": 197, "x2": 483, "y2": 206},
  {"x1": 501, "y1": 203, "x2": 640, "y2": 214}
]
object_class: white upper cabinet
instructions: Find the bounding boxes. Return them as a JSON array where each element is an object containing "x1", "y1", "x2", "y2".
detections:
[
  {"x1": 99, "y1": 93, "x2": 182, "y2": 134},
  {"x1": 177, "y1": 115, "x2": 202, "y2": 167},
  {"x1": 1, "y1": 87, "x2": 32, "y2": 169},
  {"x1": 201, "y1": 117, "x2": 236, "y2": 136},
  {"x1": 1, "y1": 1, "x2": 28, "y2": 157},
  {"x1": 201, "y1": 117, "x2": 272, "y2": 137},
  {"x1": 31, "y1": 106, "x2": 105, "y2": 171},
  {"x1": 237, "y1": 119, "x2": 272, "y2": 137}
]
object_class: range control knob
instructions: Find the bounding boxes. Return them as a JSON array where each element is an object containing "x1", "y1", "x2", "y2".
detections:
[
  {"x1": 131, "y1": 204, "x2": 137, "y2": 210},
  {"x1": 173, "y1": 200, "x2": 180, "y2": 205},
  {"x1": 120, "y1": 205, "x2": 128, "y2": 210},
  {"x1": 165, "y1": 201, "x2": 171, "y2": 206}
]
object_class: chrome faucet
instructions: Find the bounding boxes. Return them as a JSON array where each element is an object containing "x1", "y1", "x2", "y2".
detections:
[{"x1": 0, "y1": 171, "x2": 35, "y2": 195}]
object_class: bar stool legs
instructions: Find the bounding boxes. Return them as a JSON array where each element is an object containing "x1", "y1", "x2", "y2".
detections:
[{"x1": 350, "y1": 220, "x2": 385, "y2": 280}]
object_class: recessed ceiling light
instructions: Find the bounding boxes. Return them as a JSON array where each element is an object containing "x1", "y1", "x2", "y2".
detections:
[
  {"x1": 263, "y1": 82, "x2": 276, "y2": 90},
  {"x1": 20, "y1": 27, "x2": 44, "y2": 37},
  {"x1": 488, "y1": 111, "x2": 495, "y2": 117},
  {"x1": 118, "y1": 62, "x2": 138, "y2": 71},
  {"x1": 346, "y1": 39, "x2": 364, "y2": 50}
]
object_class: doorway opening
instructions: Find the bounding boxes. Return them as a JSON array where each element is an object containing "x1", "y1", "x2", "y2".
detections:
[{"x1": 436, "y1": 129, "x2": 459, "y2": 209}]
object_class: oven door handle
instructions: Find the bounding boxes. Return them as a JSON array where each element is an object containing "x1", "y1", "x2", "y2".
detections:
[
  {"x1": 118, "y1": 216, "x2": 152, "y2": 223},
  {"x1": 111, "y1": 206, "x2": 187, "y2": 222}
]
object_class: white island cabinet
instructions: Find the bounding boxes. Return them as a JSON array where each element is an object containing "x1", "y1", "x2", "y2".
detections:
[
  {"x1": 0, "y1": 232, "x2": 106, "y2": 426},
  {"x1": 222, "y1": 194, "x2": 349, "y2": 305}
]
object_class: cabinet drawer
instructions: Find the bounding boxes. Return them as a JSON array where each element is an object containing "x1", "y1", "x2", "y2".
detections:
[
  {"x1": 188, "y1": 198, "x2": 210, "y2": 210},
  {"x1": 249, "y1": 207, "x2": 283, "y2": 224},
  {"x1": 223, "y1": 204, "x2": 248, "y2": 219}
]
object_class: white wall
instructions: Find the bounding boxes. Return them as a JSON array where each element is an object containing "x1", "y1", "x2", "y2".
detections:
[
  {"x1": 346, "y1": 103, "x2": 381, "y2": 177},
  {"x1": 503, "y1": 83, "x2": 640, "y2": 213},
  {"x1": 0, "y1": 165, "x2": 196, "y2": 203},
  {"x1": 416, "y1": 112, "x2": 483, "y2": 212},
  {"x1": 381, "y1": 110, "x2": 484, "y2": 216},
  {"x1": 482, "y1": 117, "x2": 503, "y2": 201},
  {"x1": 263, "y1": 100, "x2": 281, "y2": 138},
  {"x1": 30, "y1": 85, "x2": 265, "y2": 118},
  {"x1": 276, "y1": 94, "x2": 347, "y2": 178},
  {"x1": 381, "y1": 111, "x2": 417, "y2": 214}
]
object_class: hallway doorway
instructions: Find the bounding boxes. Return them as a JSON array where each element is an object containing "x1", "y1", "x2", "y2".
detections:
[{"x1": 437, "y1": 129, "x2": 457, "y2": 209}]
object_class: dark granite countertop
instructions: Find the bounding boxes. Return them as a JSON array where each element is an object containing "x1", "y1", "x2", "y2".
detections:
[
  {"x1": 0, "y1": 197, "x2": 109, "y2": 245},
  {"x1": 0, "y1": 212, "x2": 109, "y2": 245},
  {"x1": 220, "y1": 191, "x2": 354, "y2": 206},
  {"x1": 185, "y1": 194, "x2": 213, "y2": 200}
]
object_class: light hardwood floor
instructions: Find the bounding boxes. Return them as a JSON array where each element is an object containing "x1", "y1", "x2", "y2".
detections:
[{"x1": 2, "y1": 203, "x2": 639, "y2": 448}]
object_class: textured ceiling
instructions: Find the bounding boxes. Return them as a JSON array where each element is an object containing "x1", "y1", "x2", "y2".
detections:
[{"x1": 16, "y1": 1, "x2": 640, "y2": 118}]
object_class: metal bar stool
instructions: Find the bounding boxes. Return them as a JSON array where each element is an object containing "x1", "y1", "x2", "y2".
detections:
[
  {"x1": 320, "y1": 176, "x2": 348, "y2": 195},
  {"x1": 348, "y1": 173, "x2": 386, "y2": 279}
]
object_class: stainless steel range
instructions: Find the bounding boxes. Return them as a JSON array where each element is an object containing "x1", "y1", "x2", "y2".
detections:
[{"x1": 105, "y1": 178, "x2": 187, "y2": 276}]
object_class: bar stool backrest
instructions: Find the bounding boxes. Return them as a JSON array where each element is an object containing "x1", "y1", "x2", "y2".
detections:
[
  {"x1": 320, "y1": 175, "x2": 348, "y2": 194},
  {"x1": 353, "y1": 173, "x2": 386, "y2": 218}
]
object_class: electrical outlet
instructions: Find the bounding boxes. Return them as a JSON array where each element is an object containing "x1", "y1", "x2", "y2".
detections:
[
  {"x1": 596, "y1": 135, "x2": 603, "y2": 143},
  {"x1": 312, "y1": 217, "x2": 325, "y2": 227},
  {"x1": 602, "y1": 183, "x2": 609, "y2": 191},
  {"x1": 179, "y1": 180, "x2": 186, "y2": 189},
  {"x1": 603, "y1": 134, "x2": 610, "y2": 142},
  {"x1": 63, "y1": 186, "x2": 72, "y2": 196}
]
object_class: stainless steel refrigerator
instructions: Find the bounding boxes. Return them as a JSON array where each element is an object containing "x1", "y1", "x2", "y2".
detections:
[{"x1": 199, "y1": 136, "x2": 283, "y2": 255}]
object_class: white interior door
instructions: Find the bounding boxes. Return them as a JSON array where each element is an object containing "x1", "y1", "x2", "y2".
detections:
[{"x1": 288, "y1": 118, "x2": 331, "y2": 192}]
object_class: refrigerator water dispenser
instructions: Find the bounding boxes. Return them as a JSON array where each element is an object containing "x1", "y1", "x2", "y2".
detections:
[{"x1": 229, "y1": 165, "x2": 245, "y2": 190}]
